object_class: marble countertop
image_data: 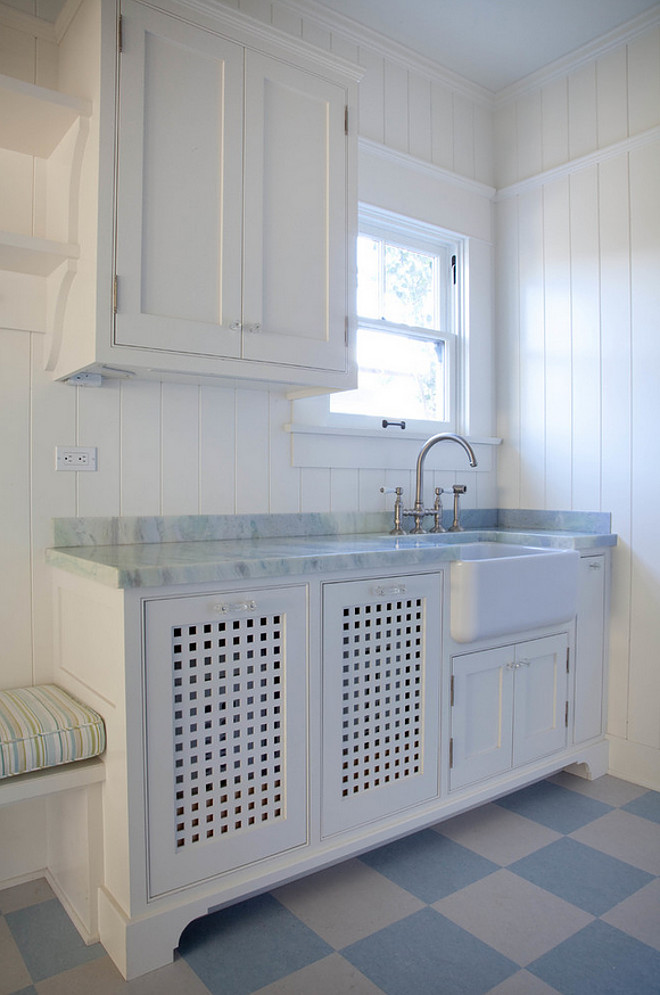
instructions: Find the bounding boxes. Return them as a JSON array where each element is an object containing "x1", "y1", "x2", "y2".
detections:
[{"x1": 46, "y1": 511, "x2": 616, "y2": 590}]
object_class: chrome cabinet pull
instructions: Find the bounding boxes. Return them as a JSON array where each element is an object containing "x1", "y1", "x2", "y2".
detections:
[
  {"x1": 228, "y1": 320, "x2": 242, "y2": 331},
  {"x1": 373, "y1": 584, "x2": 406, "y2": 597},
  {"x1": 246, "y1": 322, "x2": 262, "y2": 333},
  {"x1": 212, "y1": 600, "x2": 257, "y2": 614}
]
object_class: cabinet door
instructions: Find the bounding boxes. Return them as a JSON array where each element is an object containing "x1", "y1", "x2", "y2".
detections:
[
  {"x1": 242, "y1": 51, "x2": 349, "y2": 372},
  {"x1": 115, "y1": 1, "x2": 243, "y2": 357},
  {"x1": 574, "y1": 556, "x2": 605, "y2": 743},
  {"x1": 321, "y1": 573, "x2": 441, "y2": 836},
  {"x1": 144, "y1": 586, "x2": 307, "y2": 897},
  {"x1": 512, "y1": 633, "x2": 568, "y2": 766},
  {"x1": 450, "y1": 645, "x2": 515, "y2": 790}
]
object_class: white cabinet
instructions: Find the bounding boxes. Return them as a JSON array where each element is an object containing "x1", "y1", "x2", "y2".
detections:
[
  {"x1": 143, "y1": 585, "x2": 308, "y2": 897},
  {"x1": 321, "y1": 572, "x2": 442, "y2": 836},
  {"x1": 450, "y1": 632, "x2": 569, "y2": 791},
  {"x1": 49, "y1": 0, "x2": 360, "y2": 390}
]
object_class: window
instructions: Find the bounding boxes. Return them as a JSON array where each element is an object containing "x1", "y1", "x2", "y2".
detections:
[{"x1": 330, "y1": 205, "x2": 462, "y2": 434}]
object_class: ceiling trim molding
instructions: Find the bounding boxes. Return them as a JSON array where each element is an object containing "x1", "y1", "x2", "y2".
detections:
[
  {"x1": 495, "y1": 6, "x2": 660, "y2": 106},
  {"x1": 278, "y1": 0, "x2": 496, "y2": 107},
  {"x1": 495, "y1": 124, "x2": 660, "y2": 200}
]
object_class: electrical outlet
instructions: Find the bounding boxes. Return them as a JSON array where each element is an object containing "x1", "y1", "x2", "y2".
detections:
[{"x1": 56, "y1": 446, "x2": 98, "y2": 471}]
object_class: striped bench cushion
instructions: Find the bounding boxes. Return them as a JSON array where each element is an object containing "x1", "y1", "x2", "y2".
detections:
[{"x1": 0, "y1": 685, "x2": 105, "y2": 779}]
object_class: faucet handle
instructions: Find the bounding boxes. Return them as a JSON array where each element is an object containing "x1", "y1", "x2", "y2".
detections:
[
  {"x1": 380, "y1": 486, "x2": 403, "y2": 495},
  {"x1": 380, "y1": 486, "x2": 405, "y2": 535}
]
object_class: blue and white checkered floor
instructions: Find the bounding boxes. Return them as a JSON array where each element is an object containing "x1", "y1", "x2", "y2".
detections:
[{"x1": 2, "y1": 772, "x2": 659, "y2": 994}]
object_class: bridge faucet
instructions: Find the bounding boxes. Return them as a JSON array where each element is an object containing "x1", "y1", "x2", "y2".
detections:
[{"x1": 410, "y1": 433, "x2": 477, "y2": 533}]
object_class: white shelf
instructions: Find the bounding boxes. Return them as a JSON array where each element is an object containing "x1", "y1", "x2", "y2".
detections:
[
  {"x1": 0, "y1": 757, "x2": 105, "y2": 808},
  {"x1": 0, "y1": 230, "x2": 79, "y2": 275},
  {"x1": 0, "y1": 73, "x2": 91, "y2": 157}
]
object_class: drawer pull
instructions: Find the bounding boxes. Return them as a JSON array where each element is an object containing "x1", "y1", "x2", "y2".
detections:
[
  {"x1": 373, "y1": 584, "x2": 406, "y2": 597},
  {"x1": 212, "y1": 600, "x2": 257, "y2": 615}
]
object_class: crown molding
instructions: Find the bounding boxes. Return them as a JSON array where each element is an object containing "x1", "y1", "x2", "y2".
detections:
[
  {"x1": 495, "y1": 125, "x2": 660, "y2": 200},
  {"x1": 277, "y1": 0, "x2": 495, "y2": 108},
  {"x1": 496, "y1": 6, "x2": 660, "y2": 106}
]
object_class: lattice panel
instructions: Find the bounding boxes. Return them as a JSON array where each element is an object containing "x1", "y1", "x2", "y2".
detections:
[
  {"x1": 340, "y1": 596, "x2": 424, "y2": 797},
  {"x1": 171, "y1": 611, "x2": 284, "y2": 850}
]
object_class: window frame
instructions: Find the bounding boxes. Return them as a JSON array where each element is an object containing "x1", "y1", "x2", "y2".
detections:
[{"x1": 297, "y1": 204, "x2": 466, "y2": 437}]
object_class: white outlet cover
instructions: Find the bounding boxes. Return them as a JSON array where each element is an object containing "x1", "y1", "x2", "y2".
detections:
[{"x1": 56, "y1": 446, "x2": 98, "y2": 471}]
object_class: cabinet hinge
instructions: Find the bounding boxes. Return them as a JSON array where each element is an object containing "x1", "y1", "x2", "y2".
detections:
[
  {"x1": 565, "y1": 701, "x2": 569, "y2": 727},
  {"x1": 566, "y1": 647, "x2": 570, "y2": 673},
  {"x1": 449, "y1": 737, "x2": 454, "y2": 768},
  {"x1": 344, "y1": 105, "x2": 349, "y2": 135},
  {"x1": 118, "y1": 15, "x2": 123, "y2": 54},
  {"x1": 450, "y1": 674, "x2": 455, "y2": 707},
  {"x1": 113, "y1": 275, "x2": 118, "y2": 314}
]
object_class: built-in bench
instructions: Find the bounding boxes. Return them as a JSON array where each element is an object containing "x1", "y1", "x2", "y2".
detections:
[{"x1": 0, "y1": 684, "x2": 106, "y2": 940}]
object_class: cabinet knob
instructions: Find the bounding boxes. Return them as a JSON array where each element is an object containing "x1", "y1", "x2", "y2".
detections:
[
  {"x1": 228, "y1": 320, "x2": 242, "y2": 332},
  {"x1": 212, "y1": 600, "x2": 257, "y2": 614},
  {"x1": 246, "y1": 322, "x2": 262, "y2": 334}
]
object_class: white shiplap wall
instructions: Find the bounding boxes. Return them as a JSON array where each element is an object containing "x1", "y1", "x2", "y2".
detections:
[
  {"x1": 495, "y1": 19, "x2": 660, "y2": 787},
  {"x1": 0, "y1": 0, "x2": 496, "y2": 690}
]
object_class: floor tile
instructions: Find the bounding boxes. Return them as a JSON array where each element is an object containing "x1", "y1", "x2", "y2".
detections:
[
  {"x1": 601, "y1": 879, "x2": 660, "y2": 953},
  {"x1": 272, "y1": 857, "x2": 424, "y2": 948},
  {"x1": 527, "y1": 919, "x2": 660, "y2": 995},
  {"x1": 433, "y1": 869, "x2": 593, "y2": 965},
  {"x1": 358, "y1": 828, "x2": 498, "y2": 902},
  {"x1": 570, "y1": 808, "x2": 660, "y2": 874},
  {"x1": 434, "y1": 803, "x2": 561, "y2": 865},
  {"x1": 5, "y1": 899, "x2": 106, "y2": 983},
  {"x1": 342, "y1": 907, "x2": 518, "y2": 995},
  {"x1": 486, "y1": 969, "x2": 561, "y2": 994},
  {"x1": 622, "y1": 789, "x2": 660, "y2": 824},
  {"x1": 0, "y1": 917, "x2": 32, "y2": 995},
  {"x1": 0, "y1": 880, "x2": 55, "y2": 915},
  {"x1": 494, "y1": 780, "x2": 612, "y2": 833},
  {"x1": 33, "y1": 953, "x2": 213, "y2": 995},
  {"x1": 508, "y1": 837, "x2": 654, "y2": 916},
  {"x1": 548, "y1": 771, "x2": 649, "y2": 807},
  {"x1": 253, "y1": 952, "x2": 385, "y2": 994},
  {"x1": 178, "y1": 892, "x2": 332, "y2": 995}
]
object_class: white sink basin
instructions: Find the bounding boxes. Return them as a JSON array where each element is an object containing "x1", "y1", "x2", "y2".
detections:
[{"x1": 450, "y1": 543, "x2": 580, "y2": 643}]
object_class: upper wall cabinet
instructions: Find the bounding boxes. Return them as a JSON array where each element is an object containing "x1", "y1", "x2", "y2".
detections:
[{"x1": 50, "y1": 0, "x2": 361, "y2": 392}]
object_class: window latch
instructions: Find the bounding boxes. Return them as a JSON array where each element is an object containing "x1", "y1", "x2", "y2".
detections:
[{"x1": 382, "y1": 419, "x2": 406, "y2": 430}]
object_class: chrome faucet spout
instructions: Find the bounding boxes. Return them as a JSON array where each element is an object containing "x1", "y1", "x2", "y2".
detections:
[{"x1": 411, "y1": 433, "x2": 477, "y2": 532}]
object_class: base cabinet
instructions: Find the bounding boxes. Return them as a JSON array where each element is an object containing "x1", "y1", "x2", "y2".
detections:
[
  {"x1": 143, "y1": 585, "x2": 308, "y2": 896},
  {"x1": 320, "y1": 573, "x2": 442, "y2": 836},
  {"x1": 450, "y1": 632, "x2": 570, "y2": 791},
  {"x1": 49, "y1": 546, "x2": 610, "y2": 980}
]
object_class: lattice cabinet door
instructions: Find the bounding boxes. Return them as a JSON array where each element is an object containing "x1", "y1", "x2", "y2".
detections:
[
  {"x1": 143, "y1": 585, "x2": 308, "y2": 897},
  {"x1": 321, "y1": 573, "x2": 442, "y2": 837}
]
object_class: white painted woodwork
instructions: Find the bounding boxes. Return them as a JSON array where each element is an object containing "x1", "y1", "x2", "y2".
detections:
[
  {"x1": 495, "y1": 20, "x2": 660, "y2": 781},
  {"x1": 114, "y1": 2, "x2": 243, "y2": 358},
  {"x1": 450, "y1": 632, "x2": 569, "y2": 790},
  {"x1": 144, "y1": 586, "x2": 308, "y2": 896},
  {"x1": 574, "y1": 555, "x2": 606, "y2": 743},
  {"x1": 321, "y1": 573, "x2": 441, "y2": 836},
  {"x1": 0, "y1": 72, "x2": 91, "y2": 157},
  {"x1": 450, "y1": 644, "x2": 515, "y2": 789},
  {"x1": 512, "y1": 633, "x2": 568, "y2": 766},
  {"x1": 242, "y1": 51, "x2": 348, "y2": 371}
]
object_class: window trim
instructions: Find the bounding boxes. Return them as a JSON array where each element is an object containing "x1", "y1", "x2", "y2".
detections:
[{"x1": 305, "y1": 203, "x2": 465, "y2": 437}]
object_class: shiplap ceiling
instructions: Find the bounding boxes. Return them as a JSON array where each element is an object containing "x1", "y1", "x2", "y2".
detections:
[{"x1": 309, "y1": 0, "x2": 660, "y2": 91}]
